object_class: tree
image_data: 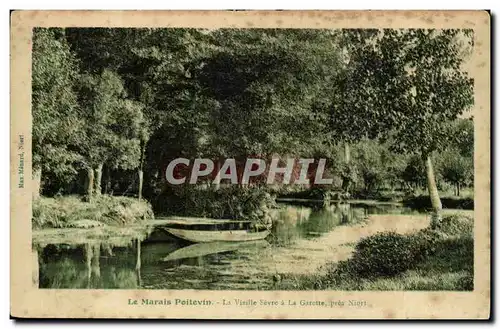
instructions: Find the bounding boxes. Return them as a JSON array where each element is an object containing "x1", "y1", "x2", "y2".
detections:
[
  {"x1": 76, "y1": 69, "x2": 146, "y2": 200},
  {"x1": 327, "y1": 29, "x2": 406, "y2": 192},
  {"x1": 198, "y1": 29, "x2": 341, "y2": 161},
  {"x1": 352, "y1": 140, "x2": 392, "y2": 194},
  {"x1": 438, "y1": 148, "x2": 473, "y2": 196},
  {"x1": 436, "y1": 118, "x2": 474, "y2": 196},
  {"x1": 32, "y1": 28, "x2": 83, "y2": 199},
  {"x1": 390, "y1": 29, "x2": 474, "y2": 220},
  {"x1": 450, "y1": 118, "x2": 474, "y2": 158},
  {"x1": 331, "y1": 29, "x2": 474, "y2": 220},
  {"x1": 401, "y1": 154, "x2": 427, "y2": 190}
]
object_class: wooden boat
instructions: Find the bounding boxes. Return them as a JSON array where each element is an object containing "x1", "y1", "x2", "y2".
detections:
[
  {"x1": 163, "y1": 227, "x2": 270, "y2": 243},
  {"x1": 163, "y1": 240, "x2": 269, "y2": 262}
]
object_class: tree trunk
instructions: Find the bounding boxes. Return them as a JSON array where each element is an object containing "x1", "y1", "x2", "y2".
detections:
[
  {"x1": 94, "y1": 163, "x2": 103, "y2": 196},
  {"x1": 138, "y1": 141, "x2": 146, "y2": 200},
  {"x1": 32, "y1": 167, "x2": 42, "y2": 201},
  {"x1": 138, "y1": 169, "x2": 144, "y2": 200},
  {"x1": 104, "y1": 165, "x2": 111, "y2": 194},
  {"x1": 84, "y1": 167, "x2": 95, "y2": 202},
  {"x1": 213, "y1": 159, "x2": 220, "y2": 190},
  {"x1": 136, "y1": 239, "x2": 141, "y2": 271},
  {"x1": 425, "y1": 155, "x2": 442, "y2": 224},
  {"x1": 457, "y1": 183, "x2": 461, "y2": 197},
  {"x1": 91, "y1": 244, "x2": 101, "y2": 280},
  {"x1": 85, "y1": 243, "x2": 92, "y2": 288},
  {"x1": 32, "y1": 245, "x2": 39, "y2": 287},
  {"x1": 344, "y1": 142, "x2": 351, "y2": 163},
  {"x1": 136, "y1": 239, "x2": 142, "y2": 287},
  {"x1": 342, "y1": 142, "x2": 351, "y2": 194}
]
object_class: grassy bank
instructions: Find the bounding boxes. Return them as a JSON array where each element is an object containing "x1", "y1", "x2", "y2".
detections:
[
  {"x1": 32, "y1": 195, "x2": 154, "y2": 229},
  {"x1": 275, "y1": 213, "x2": 473, "y2": 291}
]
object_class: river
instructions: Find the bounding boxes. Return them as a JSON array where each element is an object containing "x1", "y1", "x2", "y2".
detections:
[{"x1": 35, "y1": 202, "x2": 433, "y2": 290}]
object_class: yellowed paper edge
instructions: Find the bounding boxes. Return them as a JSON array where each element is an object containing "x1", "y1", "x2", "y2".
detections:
[{"x1": 10, "y1": 10, "x2": 490, "y2": 319}]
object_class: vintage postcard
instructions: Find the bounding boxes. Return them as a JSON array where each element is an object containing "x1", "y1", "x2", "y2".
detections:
[{"x1": 10, "y1": 10, "x2": 490, "y2": 319}]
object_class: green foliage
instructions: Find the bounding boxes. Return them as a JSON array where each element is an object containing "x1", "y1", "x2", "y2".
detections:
[
  {"x1": 430, "y1": 214, "x2": 473, "y2": 237},
  {"x1": 34, "y1": 27, "x2": 475, "y2": 217},
  {"x1": 320, "y1": 214, "x2": 473, "y2": 290},
  {"x1": 197, "y1": 29, "x2": 341, "y2": 157},
  {"x1": 32, "y1": 195, "x2": 154, "y2": 229},
  {"x1": 352, "y1": 140, "x2": 392, "y2": 193},
  {"x1": 338, "y1": 232, "x2": 425, "y2": 278},
  {"x1": 32, "y1": 28, "x2": 83, "y2": 177},
  {"x1": 401, "y1": 154, "x2": 427, "y2": 188},
  {"x1": 435, "y1": 119, "x2": 474, "y2": 195},
  {"x1": 437, "y1": 148, "x2": 473, "y2": 192},
  {"x1": 385, "y1": 30, "x2": 474, "y2": 156},
  {"x1": 77, "y1": 69, "x2": 146, "y2": 170},
  {"x1": 450, "y1": 118, "x2": 474, "y2": 158},
  {"x1": 154, "y1": 186, "x2": 276, "y2": 221}
]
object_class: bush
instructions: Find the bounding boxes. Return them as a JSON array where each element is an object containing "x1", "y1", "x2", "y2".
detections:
[
  {"x1": 456, "y1": 273, "x2": 474, "y2": 291},
  {"x1": 417, "y1": 235, "x2": 474, "y2": 273},
  {"x1": 338, "y1": 232, "x2": 425, "y2": 278},
  {"x1": 431, "y1": 214, "x2": 473, "y2": 237},
  {"x1": 326, "y1": 214, "x2": 474, "y2": 289},
  {"x1": 318, "y1": 213, "x2": 475, "y2": 290},
  {"x1": 153, "y1": 185, "x2": 276, "y2": 221}
]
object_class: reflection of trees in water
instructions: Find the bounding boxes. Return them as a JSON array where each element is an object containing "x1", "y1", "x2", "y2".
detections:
[
  {"x1": 269, "y1": 207, "x2": 311, "y2": 246},
  {"x1": 35, "y1": 206, "x2": 376, "y2": 290},
  {"x1": 32, "y1": 245, "x2": 40, "y2": 287},
  {"x1": 38, "y1": 241, "x2": 142, "y2": 289},
  {"x1": 269, "y1": 205, "x2": 367, "y2": 246}
]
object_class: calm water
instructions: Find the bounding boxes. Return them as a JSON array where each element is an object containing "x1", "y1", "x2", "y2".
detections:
[{"x1": 35, "y1": 203, "x2": 420, "y2": 290}]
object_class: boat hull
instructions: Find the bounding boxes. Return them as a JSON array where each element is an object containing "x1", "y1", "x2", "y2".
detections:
[{"x1": 163, "y1": 228, "x2": 270, "y2": 243}]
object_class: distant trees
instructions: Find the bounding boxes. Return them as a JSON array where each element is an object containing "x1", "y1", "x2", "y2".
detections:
[
  {"x1": 352, "y1": 141, "x2": 391, "y2": 194},
  {"x1": 438, "y1": 149, "x2": 473, "y2": 196},
  {"x1": 436, "y1": 119, "x2": 474, "y2": 196}
]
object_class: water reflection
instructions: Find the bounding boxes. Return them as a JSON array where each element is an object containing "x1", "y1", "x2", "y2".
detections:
[
  {"x1": 268, "y1": 203, "x2": 369, "y2": 246},
  {"x1": 36, "y1": 203, "x2": 418, "y2": 289}
]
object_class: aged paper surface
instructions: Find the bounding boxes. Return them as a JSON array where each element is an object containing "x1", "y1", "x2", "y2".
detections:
[{"x1": 11, "y1": 10, "x2": 490, "y2": 319}]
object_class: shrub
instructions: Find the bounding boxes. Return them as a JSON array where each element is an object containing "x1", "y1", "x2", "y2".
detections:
[
  {"x1": 456, "y1": 272, "x2": 474, "y2": 291},
  {"x1": 431, "y1": 214, "x2": 473, "y2": 237},
  {"x1": 418, "y1": 235, "x2": 474, "y2": 273},
  {"x1": 407, "y1": 228, "x2": 444, "y2": 258},
  {"x1": 323, "y1": 214, "x2": 474, "y2": 290},
  {"x1": 154, "y1": 185, "x2": 276, "y2": 221},
  {"x1": 337, "y1": 232, "x2": 425, "y2": 278}
]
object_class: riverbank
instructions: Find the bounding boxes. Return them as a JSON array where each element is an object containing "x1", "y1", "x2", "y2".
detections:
[
  {"x1": 194, "y1": 208, "x2": 473, "y2": 290},
  {"x1": 34, "y1": 202, "x2": 475, "y2": 290},
  {"x1": 33, "y1": 195, "x2": 154, "y2": 229},
  {"x1": 273, "y1": 211, "x2": 473, "y2": 290}
]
